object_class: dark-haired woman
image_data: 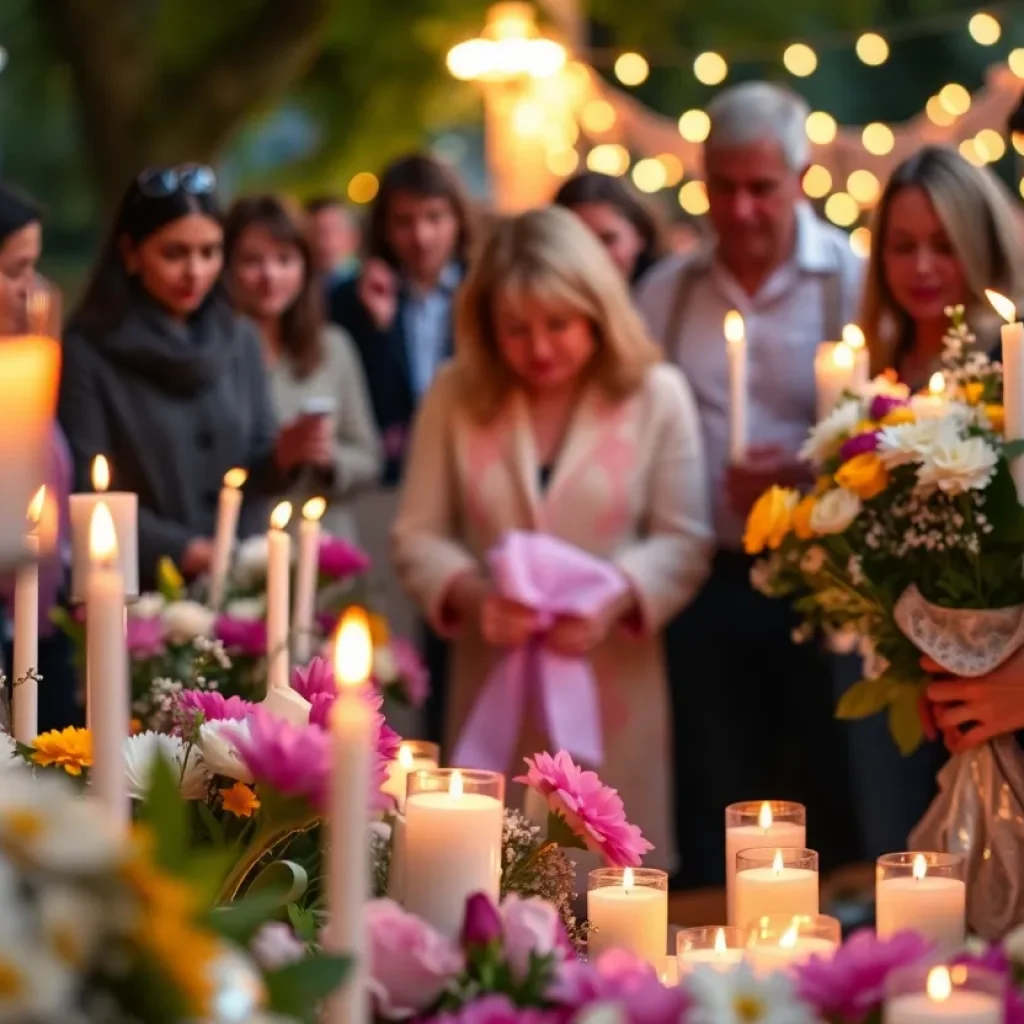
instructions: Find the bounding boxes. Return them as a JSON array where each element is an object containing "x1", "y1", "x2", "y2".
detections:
[
  {"x1": 58, "y1": 166, "x2": 322, "y2": 589},
  {"x1": 553, "y1": 171, "x2": 667, "y2": 287},
  {"x1": 225, "y1": 195, "x2": 381, "y2": 541}
]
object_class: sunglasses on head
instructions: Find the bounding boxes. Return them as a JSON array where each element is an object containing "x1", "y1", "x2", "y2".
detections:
[{"x1": 137, "y1": 164, "x2": 217, "y2": 199}]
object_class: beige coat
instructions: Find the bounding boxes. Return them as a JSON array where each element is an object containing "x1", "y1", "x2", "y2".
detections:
[{"x1": 391, "y1": 363, "x2": 713, "y2": 868}]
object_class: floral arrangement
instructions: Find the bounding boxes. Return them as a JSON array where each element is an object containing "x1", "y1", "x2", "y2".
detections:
[{"x1": 744, "y1": 308, "x2": 1024, "y2": 752}]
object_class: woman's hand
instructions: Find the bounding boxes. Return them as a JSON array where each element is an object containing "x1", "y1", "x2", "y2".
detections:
[
  {"x1": 275, "y1": 414, "x2": 333, "y2": 472},
  {"x1": 357, "y1": 259, "x2": 399, "y2": 332},
  {"x1": 181, "y1": 537, "x2": 214, "y2": 578},
  {"x1": 544, "y1": 590, "x2": 638, "y2": 657},
  {"x1": 923, "y1": 648, "x2": 1024, "y2": 753},
  {"x1": 480, "y1": 595, "x2": 539, "y2": 648}
]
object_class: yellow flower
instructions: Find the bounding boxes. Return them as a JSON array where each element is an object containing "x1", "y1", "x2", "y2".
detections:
[
  {"x1": 814, "y1": 475, "x2": 833, "y2": 496},
  {"x1": 986, "y1": 404, "x2": 1005, "y2": 433},
  {"x1": 880, "y1": 407, "x2": 916, "y2": 427},
  {"x1": 854, "y1": 420, "x2": 878, "y2": 435},
  {"x1": 835, "y1": 452, "x2": 890, "y2": 500},
  {"x1": 368, "y1": 612, "x2": 390, "y2": 646},
  {"x1": 962, "y1": 381, "x2": 985, "y2": 405},
  {"x1": 31, "y1": 727, "x2": 92, "y2": 776},
  {"x1": 743, "y1": 486, "x2": 800, "y2": 555},
  {"x1": 792, "y1": 495, "x2": 818, "y2": 540},
  {"x1": 220, "y1": 782, "x2": 260, "y2": 818},
  {"x1": 157, "y1": 557, "x2": 185, "y2": 595}
]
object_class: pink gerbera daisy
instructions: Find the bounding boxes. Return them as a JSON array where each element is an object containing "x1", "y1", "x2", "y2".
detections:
[
  {"x1": 515, "y1": 751, "x2": 653, "y2": 867},
  {"x1": 291, "y1": 656, "x2": 337, "y2": 701},
  {"x1": 318, "y1": 536, "x2": 372, "y2": 580},
  {"x1": 176, "y1": 691, "x2": 255, "y2": 731},
  {"x1": 215, "y1": 614, "x2": 267, "y2": 656}
]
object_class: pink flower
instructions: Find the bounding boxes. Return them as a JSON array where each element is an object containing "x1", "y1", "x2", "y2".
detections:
[
  {"x1": 364, "y1": 899, "x2": 463, "y2": 1019},
  {"x1": 291, "y1": 657, "x2": 337, "y2": 701},
  {"x1": 462, "y1": 892, "x2": 503, "y2": 948},
  {"x1": 215, "y1": 614, "x2": 267, "y2": 656},
  {"x1": 839, "y1": 431, "x2": 880, "y2": 463},
  {"x1": 430, "y1": 996, "x2": 564, "y2": 1024},
  {"x1": 127, "y1": 617, "x2": 166, "y2": 658},
  {"x1": 516, "y1": 751, "x2": 653, "y2": 867},
  {"x1": 233, "y1": 708, "x2": 330, "y2": 811},
  {"x1": 319, "y1": 536, "x2": 371, "y2": 580},
  {"x1": 794, "y1": 929, "x2": 932, "y2": 1022},
  {"x1": 500, "y1": 895, "x2": 567, "y2": 979},
  {"x1": 250, "y1": 922, "x2": 305, "y2": 970},
  {"x1": 178, "y1": 691, "x2": 254, "y2": 725},
  {"x1": 391, "y1": 636, "x2": 430, "y2": 707}
]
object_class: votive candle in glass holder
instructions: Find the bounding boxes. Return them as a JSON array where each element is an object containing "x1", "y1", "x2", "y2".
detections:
[
  {"x1": 725, "y1": 801, "x2": 806, "y2": 926},
  {"x1": 746, "y1": 914, "x2": 840, "y2": 975},
  {"x1": 734, "y1": 848, "x2": 819, "y2": 930},
  {"x1": 884, "y1": 963, "x2": 1005, "y2": 1024},
  {"x1": 876, "y1": 853, "x2": 966, "y2": 952},
  {"x1": 587, "y1": 867, "x2": 668, "y2": 965},
  {"x1": 403, "y1": 769, "x2": 504, "y2": 940},
  {"x1": 382, "y1": 740, "x2": 440, "y2": 810},
  {"x1": 676, "y1": 926, "x2": 747, "y2": 977},
  {"x1": 657, "y1": 956, "x2": 680, "y2": 987}
]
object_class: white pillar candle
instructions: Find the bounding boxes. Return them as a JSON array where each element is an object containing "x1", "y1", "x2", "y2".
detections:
[
  {"x1": 884, "y1": 966, "x2": 1004, "y2": 1024},
  {"x1": 734, "y1": 850, "x2": 819, "y2": 931},
  {"x1": 87, "y1": 502, "x2": 128, "y2": 830},
  {"x1": 293, "y1": 497, "x2": 326, "y2": 665},
  {"x1": 266, "y1": 501, "x2": 293, "y2": 690},
  {"x1": 676, "y1": 927, "x2": 746, "y2": 977},
  {"x1": 909, "y1": 373, "x2": 949, "y2": 421},
  {"x1": 989, "y1": 291, "x2": 1024, "y2": 500},
  {"x1": 381, "y1": 741, "x2": 440, "y2": 812},
  {"x1": 876, "y1": 853, "x2": 966, "y2": 951},
  {"x1": 814, "y1": 342, "x2": 857, "y2": 421},
  {"x1": 725, "y1": 801, "x2": 806, "y2": 927},
  {"x1": 725, "y1": 311, "x2": 748, "y2": 463},
  {"x1": 323, "y1": 608, "x2": 374, "y2": 1024},
  {"x1": 403, "y1": 769, "x2": 505, "y2": 940},
  {"x1": 842, "y1": 324, "x2": 871, "y2": 388},
  {"x1": 70, "y1": 455, "x2": 139, "y2": 602},
  {"x1": 386, "y1": 813, "x2": 407, "y2": 904},
  {"x1": 746, "y1": 914, "x2": 841, "y2": 975},
  {"x1": 587, "y1": 867, "x2": 669, "y2": 966},
  {"x1": 13, "y1": 486, "x2": 45, "y2": 743},
  {"x1": 208, "y1": 468, "x2": 248, "y2": 609}
]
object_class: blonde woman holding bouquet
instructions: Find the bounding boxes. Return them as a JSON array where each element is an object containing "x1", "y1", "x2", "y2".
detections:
[{"x1": 391, "y1": 206, "x2": 713, "y2": 868}]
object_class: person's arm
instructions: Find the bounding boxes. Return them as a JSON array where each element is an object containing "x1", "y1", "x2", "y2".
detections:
[{"x1": 390, "y1": 367, "x2": 481, "y2": 634}]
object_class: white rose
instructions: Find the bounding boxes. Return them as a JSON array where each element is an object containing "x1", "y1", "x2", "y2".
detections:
[
  {"x1": 809, "y1": 487, "x2": 861, "y2": 535},
  {"x1": 224, "y1": 596, "x2": 266, "y2": 622},
  {"x1": 123, "y1": 732, "x2": 209, "y2": 800},
  {"x1": 128, "y1": 593, "x2": 166, "y2": 620},
  {"x1": 198, "y1": 719, "x2": 253, "y2": 783},
  {"x1": 916, "y1": 435, "x2": 998, "y2": 495},
  {"x1": 799, "y1": 400, "x2": 864, "y2": 466},
  {"x1": 161, "y1": 600, "x2": 216, "y2": 644},
  {"x1": 233, "y1": 536, "x2": 270, "y2": 590},
  {"x1": 373, "y1": 646, "x2": 399, "y2": 685}
]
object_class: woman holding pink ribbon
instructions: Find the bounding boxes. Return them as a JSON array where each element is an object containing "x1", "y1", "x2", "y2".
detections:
[{"x1": 392, "y1": 206, "x2": 713, "y2": 867}]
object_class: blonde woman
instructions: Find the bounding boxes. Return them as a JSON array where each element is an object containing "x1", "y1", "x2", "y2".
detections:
[
  {"x1": 391, "y1": 206, "x2": 713, "y2": 867},
  {"x1": 860, "y1": 145, "x2": 1024, "y2": 386}
]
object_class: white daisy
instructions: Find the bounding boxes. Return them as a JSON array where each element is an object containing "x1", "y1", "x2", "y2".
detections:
[
  {"x1": 877, "y1": 414, "x2": 967, "y2": 469},
  {"x1": 127, "y1": 592, "x2": 166, "y2": 620},
  {"x1": 161, "y1": 600, "x2": 216, "y2": 644},
  {"x1": 0, "y1": 730, "x2": 23, "y2": 770},
  {"x1": 0, "y1": 939, "x2": 75, "y2": 1020},
  {"x1": 123, "y1": 732, "x2": 209, "y2": 801},
  {"x1": 38, "y1": 884, "x2": 103, "y2": 970},
  {"x1": 916, "y1": 435, "x2": 999, "y2": 495},
  {"x1": 232, "y1": 535, "x2": 270, "y2": 590},
  {"x1": 799, "y1": 400, "x2": 863, "y2": 466},
  {"x1": 198, "y1": 719, "x2": 253, "y2": 783},
  {"x1": 685, "y1": 961, "x2": 818, "y2": 1024}
]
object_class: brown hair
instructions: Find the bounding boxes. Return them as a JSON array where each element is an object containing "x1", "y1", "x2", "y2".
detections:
[
  {"x1": 366, "y1": 153, "x2": 476, "y2": 269},
  {"x1": 224, "y1": 194, "x2": 323, "y2": 377},
  {"x1": 454, "y1": 207, "x2": 662, "y2": 421}
]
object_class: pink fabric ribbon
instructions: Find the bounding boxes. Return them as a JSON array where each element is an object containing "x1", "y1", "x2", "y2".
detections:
[{"x1": 451, "y1": 530, "x2": 628, "y2": 773}]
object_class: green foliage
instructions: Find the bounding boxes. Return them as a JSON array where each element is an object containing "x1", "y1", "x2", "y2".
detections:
[{"x1": 835, "y1": 675, "x2": 898, "y2": 719}]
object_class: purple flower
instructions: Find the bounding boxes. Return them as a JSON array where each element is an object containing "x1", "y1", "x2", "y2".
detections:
[
  {"x1": 318, "y1": 536, "x2": 371, "y2": 580},
  {"x1": 839, "y1": 431, "x2": 880, "y2": 463},
  {"x1": 429, "y1": 996, "x2": 565, "y2": 1024},
  {"x1": 291, "y1": 656, "x2": 337, "y2": 701},
  {"x1": 794, "y1": 929, "x2": 932, "y2": 1022},
  {"x1": 215, "y1": 615, "x2": 267, "y2": 656},
  {"x1": 391, "y1": 636, "x2": 430, "y2": 708},
  {"x1": 177, "y1": 691, "x2": 254, "y2": 726},
  {"x1": 462, "y1": 892, "x2": 503, "y2": 948},
  {"x1": 870, "y1": 394, "x2": 908, "y2": 421},
  {"x1": 126, "y1": 617, "x2": 166, "y2": 658}
]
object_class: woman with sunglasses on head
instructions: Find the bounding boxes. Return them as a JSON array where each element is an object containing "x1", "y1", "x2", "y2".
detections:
[{"x1": 59, "y1": 166, "x2": 321, "y2": 588}]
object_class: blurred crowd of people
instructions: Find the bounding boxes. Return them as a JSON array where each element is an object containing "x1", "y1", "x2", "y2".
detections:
[{"x1": 3, "y1": 78, "x2": 1024, "y2": 889}]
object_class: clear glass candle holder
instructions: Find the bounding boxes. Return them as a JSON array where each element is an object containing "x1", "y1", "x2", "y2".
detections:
[
  {"x1": 587, "y1": 867, "x2": 668, "y2": 966},
  {"x1": 676, "y1": 926, "x2": 748, "y2": 976},
  {"x1": 725, "y1": 802, "x2": 807, "y2": 926},
  {"x1": 383, "y1": 740, "x2": 441, "y2": 809},
  {"x1": 884, "y1": 963, "x2": 1005, "y2": 1024},
  {"x1": 734, "y1": 848, "x2": 819, "y2": 930},
  {"x1": 746, "y1": 914, "x2": 840, "y2": 975},
  {"x1": 875, "y1": 852, "x2": 966, "y2": 951}
]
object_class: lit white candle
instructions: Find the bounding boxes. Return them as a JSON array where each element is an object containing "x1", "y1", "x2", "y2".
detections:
[
  {"x1": 70, "y1": 455, "x2": 139, "y2": 602},
  {"x1": 87, "y1": 502, "x2": 128, "y2": 829},
  {"x1": 381, "y1": 741, "x2": 440, "y2": 812},
  {"x1": 323, "y1": 608, "x2": 374, "y2": 1024},
  {"x1": 910, "y1": 373, "x2": 949, "y2": 421},
  {"x1": 885, "y1": 966, "x2": 1003, "y2": 1024},
  {"x1": 814, "y1": 341, "x2": 857, "y2": 421},
  {"x1": 266, "y1": 501, "x2": 293, "y2": 690},
  {"x1": 747, "y1": 917, "x2": 840, "y2": 975},
  {"x1": 876, "y1": 854, "x2": 966, "y2": 951},
  {"x1": 988, "y1": 290, "x2": 1024, "y2": 500},
  {"x1": 587, "y1": 867, "x2": 669, "y2": 965},
  {"x1": 677, "y1": 927, "x2": 745, "y2": 977},
  {"x1": 658, "y1": 956, "x2": 680, "y2": 987},
  {"x1": 13, "y1": 486, "x2": 45, "y2": 743},
  {"x1": 293, "y1": 497, "x2": 326, "y2": 665},
  {"x1": 842, "y1": 324, "x2": 871, "y2": 387},
  {"x1": 734, "y1": 850, "x2": 819, "y2": 931},
  {"x1": 208, "y1": 468, "x2": 248, "y2": 609},
  {"x1": 404, "y1": 769, "x2": 505, "y2": 940},
  {"x1": 725, "y1": 802, "x2": 806, "y2": 927},
  {"x1": 725, "y1": 311, "x2": 748, "y2": 463}
]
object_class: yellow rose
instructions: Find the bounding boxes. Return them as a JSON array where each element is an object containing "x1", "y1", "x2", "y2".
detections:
[
  {"x1": 835, "y1": 452, "x2": 890, "y2": 500},
  {"x1": 986, "y1": 404, "x2": 1005, "y2": 433},
  {"x1": 880, "y1": 406, "x2": 916, "y2": 427},
  {"x1": 962, "y1": 381, "x2": 985, "y2": 405},
  {"x1": 743, "y1": 486, "x2": 800, "y2": 555},
  {"x1": 792, "y1": 495, "x2": 818, "y2": 540}
]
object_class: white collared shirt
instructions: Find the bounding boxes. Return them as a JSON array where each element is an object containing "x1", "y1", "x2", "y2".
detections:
[{"x1": 636, "y1": 204, "x2": 865, "y2": 548}]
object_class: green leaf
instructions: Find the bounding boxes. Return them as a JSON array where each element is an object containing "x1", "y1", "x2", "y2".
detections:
[
  {"x1": 287, "y1": 903, "x2": 319, "y2": 943},
  {"x1": 983, "y1": 460, "x2": 1024, "y2": 544},
  {"x1": 196, "y1": 801, "x2": 226, "y2": 846},
  {"x1": 265, "y1": 955, "x2": 351, "y2": 1019},
  {"x1": 1003, "y1": 439, "x2": 1024, "y2": 461},
  {"x1": 544, "y1": 811, "x2": 587, "y2": 853},
  {"x1": 247, "y1": 860, "x2": 309, "y2": 906},
  {"x1": 835, "y1": 676, "x2": 897, "y2": 719},
  {"x1": 138, "y1": 755, "x2": 188, "y2": 874},
  {"x1": 888, "y1": 685, "x2": 925, "y2": 756},
  {"x1": 208, "y1": 886, "x2": 295, "y2": 944}
]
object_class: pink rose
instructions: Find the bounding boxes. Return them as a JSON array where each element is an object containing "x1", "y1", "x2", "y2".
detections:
[
  {"x1": 364, "y1": 899, "x2": 464, "y2": 1019},
  {"x1": 250, "y1": 922, "x2": 305, "y2": 970},
  {"x1": 500, "y1": 895, "x2": 565, "y2": 979}
]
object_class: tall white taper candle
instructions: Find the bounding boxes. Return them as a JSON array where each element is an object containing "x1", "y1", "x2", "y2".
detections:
[
  {"x1": 13, "y1": 486, "x2": 46, "y2": 742},
  {"x1": 208, "y1": 468, "x2": 248, "y2": 609},
  {"x1": 725, "y1": 311, "x2": 748, "y2": 463},
  {"x1": 266, "y1": 502, "x2": 293, "y2": 689},
  {"x1": 293, "y1": 497, "x2": 326, "y2": 665},
  {"x1": 989, "y1": 290, "x2": 1024, "y2": 501}
]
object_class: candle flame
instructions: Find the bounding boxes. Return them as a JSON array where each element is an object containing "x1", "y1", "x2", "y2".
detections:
[
  {"x1": 772, "y1": 850, "x2": 784, "y2": 876},
  {"x1": 842, "y1": 324, "x2": 865, "y2": 350},
  {"x1": 758, "y1": 802, "x2": 773, "y2": 830},
  {"x1": 986, "y1": 289, "x2": 1017, "y2": 324},
  {"x1": 833, "y1": 342, "x2": 855, "y2": 369},
  {"x1": 450, "y1": 770, "x2": 464, "y2": 800},
  {"x1": 91, "y1": 455, "x2": 110, "y2": 493},
  {"x1": 780, "y1": 923, "x2": 799, "y2": 949},
  {"x1": 27, "y1": 486, "x2": 46, "y2": 526},
  {"x1": 334, "y1": 607, "x2": 372, "y2": 688},
  {"x1": 623, "y1": 867, "x2": 635, "y2": 892},
  {"x1": 270, "y1": 501, "x2": 293, "y2": 530},
  {"x1": 398, "y1": 744, "x2": 414, "y2": 768},
  {"x1": 928, "y1": 372, "x2": 946, "y2": 397},
  {"x1": 302, "y1": 496, "x2": 327, "y2": 522},
  {"x1": 224, "y1": 467, "x2": 248, "y2": 489},
  {"x1": 714, "y1": 928, "x2": 727, "y2": 954},
  {"x1": 724, "y1": 310, "x2": 745, "y2": 345},
  {"x1": 926, "y1": 966, "x2": 952, "y2": 1003},
  {"x1": 912, "y1": 854, "x2": 928, "y2": 881},
  {"x1": 89, "y1": 502, "x2": 118, "y2": 562}
]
